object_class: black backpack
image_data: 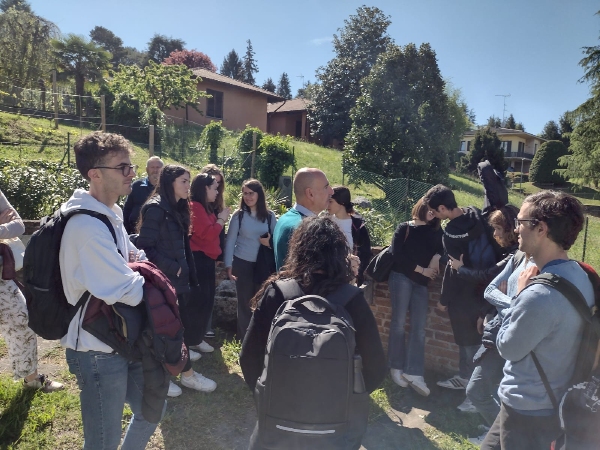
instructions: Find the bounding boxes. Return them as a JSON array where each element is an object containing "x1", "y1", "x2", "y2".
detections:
[
  {"x1": 251, "y1": 279, "x2": 369, "y2": 450},
  {"x1": 529, "y1": 262, "x2": 600, "y2": 450},
  {"x1": 23, "y1": 209, "x2": 117, "y2": 340}
]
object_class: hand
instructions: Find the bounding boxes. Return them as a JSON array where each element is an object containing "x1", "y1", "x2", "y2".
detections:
[
  {"x1": 227, "y1": 266, "x2": 237, "y2": 281},
  {"x1": 517, "y1": 265, "x2": 540, "y2": 295},
  {"x1": 218, "y1": 207, "x2": 231, "y2": 222},
  {"x1": 448, "y1": 254, "x2": 464, "y2": 271},
  {"x1": 428, "y1": 263, "x2": 439, "y2": 276},
  {"x1": 176, "y1": 267, "x2": 182, "y2": 277},
  {"x1": 483, "y1": 315, "x2": 490, "y2": 327},
  {"x1": 0, "y1": 208, "x2": 17, "y2": 225},
  {"x1": 477, "y1": 317, "x2": 484, "y2": 334},
  {"x1": 259, "y1": 233, "x2": 271, "y2": 247},
  {"x1": 422, "y1": 267, "x2": 437, "y2": 279},
  {"x1": 437, "y1": 301, "x2": 447, "y2": 312},
  {"x1": 498, "y1": 280, "x2": 508, "y2": 295}
]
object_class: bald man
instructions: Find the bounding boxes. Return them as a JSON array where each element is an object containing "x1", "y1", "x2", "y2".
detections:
[{"x1": 273, "y1": 168, "x2": 334, "y2": 270}]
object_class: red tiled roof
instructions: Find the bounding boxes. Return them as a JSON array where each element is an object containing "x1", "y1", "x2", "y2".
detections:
[
  {"x1": 267, "y1": 98, "x2": 312, "y2": 114},
  {"x1": 191, "y1": 68, "x2": 284, "y2": 101}
]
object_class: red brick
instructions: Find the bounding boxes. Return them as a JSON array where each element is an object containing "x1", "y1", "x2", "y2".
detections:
[
  {"x1": 377, "y1": 305, "x2": 392, "y2": 314},
  {"x1": 425, "y1": 339, "x2": 450, "y2": 349}
]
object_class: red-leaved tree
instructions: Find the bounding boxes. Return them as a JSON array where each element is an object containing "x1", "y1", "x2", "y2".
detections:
[{"x1": 163, "y1": 49, "x2": 216, "y2": 72}]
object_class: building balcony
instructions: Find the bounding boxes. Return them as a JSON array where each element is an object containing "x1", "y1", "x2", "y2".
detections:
[{"x1": 505, "y1": 151, "x2": 533, "y2": 160}]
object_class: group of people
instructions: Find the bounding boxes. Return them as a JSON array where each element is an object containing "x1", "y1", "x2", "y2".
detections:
[{"x1": 0, "y1": 130, "x2": 595, "y2": 450}]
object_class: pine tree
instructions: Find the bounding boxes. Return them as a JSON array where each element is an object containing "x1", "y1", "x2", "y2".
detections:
[
  {"x1": 261, "y1": 77, "x2": 276, "y2": 93},
  {"x1": 276, "y1": 72, "x2": 292, "y2": 99},
  {"x1": 504, "y1": 114, "x2": 516, "y2": 129},
  {"x1": 220, "y1": 49, "x2": 243, "y2": 80},
  {"x1": 241, "y1": 39, "x2": 258, "y2": 85}
]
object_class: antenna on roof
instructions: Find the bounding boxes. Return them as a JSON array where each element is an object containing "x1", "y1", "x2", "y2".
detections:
[{"x1": 495, "y1": 94, "x2": 511, "y2": 125}]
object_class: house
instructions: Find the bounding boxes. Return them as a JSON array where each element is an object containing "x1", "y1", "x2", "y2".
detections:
[
  {"x1": 459, "y1": 127, "x2": 547, "y2": 173},
  {"x1": 165, "y1": 68, "x2": 283, "y2": 132},
  {"x1": 267, "y1": 98, "x2": 312, "y2": 141}
]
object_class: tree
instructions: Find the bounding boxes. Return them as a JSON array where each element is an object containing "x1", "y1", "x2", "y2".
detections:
[
  {"x1": 0, "y1": 7, "x2": 57, "y2": 87},
  {"x1": 163, "y1": 49, "x2": 216, "y2": 72},
  {"x1": 504, "y1": 113, "x2": 516, "y2": 129},
  {"x1": 109, "y1": 61, "x2": 205, "y2": 127},
  {"x1": 486, "y1": 116, "x2": 502, "y2": 127},
  {"x1": 50, "y1": 34, "x2": 111, "y2": 116},
  {"x1": 296, "y1": 80, "x2": 318, "y2": 100},
  {"x1": 276, "y1": 72, "x2": 292, "y2": 99},
  {"x1": 344, "y1": 43, "x2": 453, "y2": 185},
  {"x1": 558, "y1": 112, "x2": 573, "y2": 148},
  {"x1": 458, "y1": 127, "x2": 507, "y2": 175},
  {"x1": 540, "y1": 120, "x2": 561, "y2": 140},
  {"x1": 309, "y1": 6, "x2": 392, "y2": 144},
  {"x1": 89, "y1": 26, "x2": 126, "y2": 69},
  {"x1": 121, "y1": 46, "x2": 146, "y2": 67},
  {"x1": 530, "y1": 140, "x2": 568, "y2": 185},
  {"x1": 241, "y1": 39, "x2": 258, "y2": 85},
  {"x1": 146, "y1": 34, "x2": 185, "y2": 64},
  {"x1": 515, "y1": 122, "x2": 525, "y2": 131},
  {"x1": 0, "y1": 0, "x2": 30, "y2": 12},
  {"x1": 446, "y1": 84, "x2": 474, "y2": 168},
  {"x1": 261, "y1": 77, "x2": 276, "y2": 93},
  {"x1": 220, "y1": 49, "x2": 243, "y2": 79}
]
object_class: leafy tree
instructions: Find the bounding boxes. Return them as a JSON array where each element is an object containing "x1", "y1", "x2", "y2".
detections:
[
  {"x1": 146, "y1": 34, "x2": 185, "y2": 64},
  {"x1": 199, "y1": 121, "x2": 226, "y2": 163},
  {"x1": 515, "y1": 122, "x2": 525, "y2": 131},
  {"x1": 540, "y1": 120, "x2": 561, "y2": 140},
  {"x1": 220, "y1": 49, "x2": 243, "y2": 79},
  {"x1": 0, "y1": 0, "x2": 30, "y2": 12},
  {"x1": 296, "y1": 80, "x2": 318, "y2": 100},
  {"x1": 0, "y1": 7, "x2": 57, "y2": 87},
  {"x1": 235, "y1": 125, "x2": 263, "y2": 181},
  {"x1": 309, "y1": 6, "x2": 392, "y2": 145},
  {"x1": 257, "y1": 134, "x2": 295, "y2": 188},
  {"x1": 261, "y1": 77, "x2": 276, "y2": 93},
  {"x1": 558, "y1": 112, "x2": 573, "y2": 147},
  {"x1": 458, "y1": 126, "x2": 507, "y2": 175},
  {"x1": 486, "y1": 116, "x2": 502, "y2": 127},
  {"x1": 344, "y1": 43, "x2": 453, "y2": 185},
  {"x1": 89, "y1": 26, "x2": 126, "y2": 68},
  {"x1": 163, "y1": 49, "x2": 216, "y2": 72},
  {"x1": 446, "y1": 84, "x2": 474, "y2": 168},
  {"x1": 504, "y1": 113, "x2": 516, "y2": 129},
  {"x1": 276, "y1": 72, "x2": 292, "y2": 100},
  {"x1": 51, "y1": 34, "x2": 112, "y2": 116},
  {"x1": 241, "y1": 39, "x2": 258, "y2": 85},
  {"x1": 121, "y1": 46, "x2": 146, "y2": 67},
  {"x1": 109, "y1": 61, "x2": 205, "y2": 127},
  {"x1": 530, "y1": 140, "x2": 568, "y2": 185}
]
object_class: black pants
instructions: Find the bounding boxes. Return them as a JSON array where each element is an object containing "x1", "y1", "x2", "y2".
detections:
[
  {"x1": 233, "y1": 256, "x2": 260, "y2": 341},
  {"x1": 481, "y1": 402, "x2": 561, "y2": 450},
  {"x1": 193, "y1": 251, "x2": 216, "y2": 339}
]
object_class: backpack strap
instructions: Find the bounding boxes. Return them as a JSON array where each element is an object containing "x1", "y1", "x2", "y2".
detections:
[
  {"x1": 326, "y1": 284, "x2": 362, "y2": 308},
  {"x1": 529, "y1": 272, "x2": 599, "y2": 411},
  {"x1": 512, "y1": 250, "x2": 527, "y2": 272},
  {"x1": 273, "y1": 278, "x2": 305, "y2": 300}
]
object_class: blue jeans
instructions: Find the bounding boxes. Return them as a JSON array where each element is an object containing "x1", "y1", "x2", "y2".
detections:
[
  {"x1": 459, "y1": 344, "x2": 480, "y2": 380},
  {"x1": 66, "y1": 349, "x2": 163, "y2": 450},
  {"x1": 387, "y1": 271, "x2": 429, "y2": 376},
  {"x1": 466, "y1": 347, "x2": 505, "y2": 426}
]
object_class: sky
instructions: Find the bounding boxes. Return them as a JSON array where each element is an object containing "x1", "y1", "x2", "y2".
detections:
[{"x1": 27, "y1": 0, "x2": 599, "y2": 135}]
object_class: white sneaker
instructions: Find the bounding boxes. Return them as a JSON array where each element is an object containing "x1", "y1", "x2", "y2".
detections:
[
  {"x1": 180, "y1": 371, "x2": 217, "y2": 393},
  {"x1": 402, "y1": 373, "x2": 430, "y2": 397},
  {"x1": 436, "y1": 375, "x2": 468, "y2": 390},
  {"x1": 390, "y1": 369, "x2": 408, "y2": 387},
  {"x1": 457, "y1": 397, "x2": 478, "y2": 413},
  {"x1": 189, "y1": 349, "x2": 202, "y2": 362},
  {"x1": 167, "y1": 381, "x2": 182, "y2": 397},
  {"x1": 192, "y1": 340, "x2": 214, "y2": 353}
]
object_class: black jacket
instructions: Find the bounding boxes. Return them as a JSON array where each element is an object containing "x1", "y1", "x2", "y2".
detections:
[
  {"x1": 122, "y1": 177, "x2": 155, "y2": 234},
  {"x1": 240, "y1": 278, "x2": 387, "y2": 394},
  {"x1": 351, "y1": 215, "x2": 372, "y2": 286},
  {"x1": 136, "y1": 195, "x2": 197, "y2": 294}
]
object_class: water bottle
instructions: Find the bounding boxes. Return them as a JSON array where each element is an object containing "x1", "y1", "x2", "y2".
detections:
[{"x1": 353, "y1": 354, "x2": 366, "y2": 394}]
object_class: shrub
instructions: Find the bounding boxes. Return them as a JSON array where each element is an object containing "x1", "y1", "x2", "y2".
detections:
[
  {"x1": 235, "y1": 126, "x2": 263, "y2": 180},
  {"x1": 355, "y1": 206, "x2": 393, "y2": 247},
  {"x1": 529, "y1": 140, "x2": 568, "y2": 185},
  {"x1": 0, "y1": 160, "x2": 88, "y2": 220},
  {"x1": 256, "y1": 135, "x2": 295, "y2": 188},
  {"x1": 199, "y1": 121, "x2": 226, "y2": 163}
]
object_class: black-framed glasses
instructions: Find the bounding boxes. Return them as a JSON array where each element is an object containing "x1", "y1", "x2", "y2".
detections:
[
  {"x1": 514, "y1": 218, "x2": 538, "y2": 228},
  {"x1": 93, "y1": 164, "x2": 138, "y2": 177}
]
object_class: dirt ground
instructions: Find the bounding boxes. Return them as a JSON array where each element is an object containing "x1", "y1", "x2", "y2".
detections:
[{"x1": 0, "y1": 333, "x2": 479, "y2": 450}]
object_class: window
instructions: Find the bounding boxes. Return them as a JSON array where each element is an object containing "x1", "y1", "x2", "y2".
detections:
[
  {"x1": 206, "y1": 89, "x2": 223, "y2": 119},
  {"x1": 501, "y1": 141, "x2": 512, "y2": 153},
  {"x1": 460, "y1": 141, "x2": 466, "y2": 152},
  {"x1": 518, "y1": 142, "x2": 525, "y2": 153}
]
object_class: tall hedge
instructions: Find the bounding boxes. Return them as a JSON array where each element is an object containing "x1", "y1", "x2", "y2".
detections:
[{"x1": 529, "y1": 140, "x2": 568, "y2": 185}]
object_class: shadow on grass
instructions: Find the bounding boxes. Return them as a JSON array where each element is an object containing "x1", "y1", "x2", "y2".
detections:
[{"x1": 0, "y1": 382, "x2": 38, "y2": 446}]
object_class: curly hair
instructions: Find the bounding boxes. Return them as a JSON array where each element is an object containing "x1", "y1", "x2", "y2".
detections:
[
  {"x1": 74, "y1": 132, "x2": 132, "y2": 181},
  {"x1": 250, "y1": 216, "x2": 353, "y2": 309},
  {"x1": 488, "y1": 204, "x2": 519, "y2": 247},
  {"x1": 523, "y1": 190, "x2": 584, "y2": 250}
]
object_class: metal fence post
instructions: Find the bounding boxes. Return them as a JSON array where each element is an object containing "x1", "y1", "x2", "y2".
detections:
[{"x1": 582, "y1": 216, "x2": 589, "y2": 262}]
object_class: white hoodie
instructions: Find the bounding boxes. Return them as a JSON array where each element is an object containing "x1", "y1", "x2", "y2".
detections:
[{"x1": 59, "y1": 189, "x2": 146, "y2": 352}]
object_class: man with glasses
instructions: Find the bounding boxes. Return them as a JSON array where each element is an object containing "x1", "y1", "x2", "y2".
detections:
[
  {"x1": 123, "y1": 156, "x2": 164, "y2": 233},
  {"x1": 481, "y1": 191, "x2": 594, "y2": 450},
  {"x1": 59, "y1": 132, "x2": 161, "y2": 449},
  {"x1": 423, "y1": 184, "x2": 499, "y2": 412}
]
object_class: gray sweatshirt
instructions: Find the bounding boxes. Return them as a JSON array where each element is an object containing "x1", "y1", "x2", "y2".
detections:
[
  {"x1": 0, "y1": 190, "x2": 25, "y2": 239},
  {"x1": 497, "y1": 259, "x2": 594, "y2": 412},
  {"x1": 224, "y1": 209, "x2": 276, "y2": 267}
]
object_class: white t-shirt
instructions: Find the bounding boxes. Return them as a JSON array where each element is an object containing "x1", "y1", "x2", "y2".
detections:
[{"x1": 331, "y1": 216, "x2": 353, "y2": 251}]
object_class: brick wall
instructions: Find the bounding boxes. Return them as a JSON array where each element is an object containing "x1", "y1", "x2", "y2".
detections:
[{"x1": 368, "y1": 249, "x2": 460, "y2": 375}]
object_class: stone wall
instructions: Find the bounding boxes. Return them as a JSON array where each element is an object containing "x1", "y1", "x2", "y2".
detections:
[{"x1": 368, "y1": 249, "x2": 459, "y2": 374}]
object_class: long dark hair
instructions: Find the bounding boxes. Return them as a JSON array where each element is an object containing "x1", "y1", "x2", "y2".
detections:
[
  {"x1": 331, "y1": 186, "x2": 354, "y2": 214},
  {"x1": 200, "y1": 164, "x2": 225, "y2": 213},
  {"x1": 240, "y1": 178, "x2": 269, "y2": 222},
  {"x1": 250, "y1": 216, "x2": 352, "y2": 309},
  {"x1": 140, "y1": 164, "x2": 190, "y2": 231},
  {"x1": 190, "y1": 173, "x2": 215, "y2": 214}
]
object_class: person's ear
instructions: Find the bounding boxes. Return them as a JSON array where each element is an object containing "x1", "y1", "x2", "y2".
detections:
[{"x1": 88, "y1": 168, "x2": 100, "y2": 180}]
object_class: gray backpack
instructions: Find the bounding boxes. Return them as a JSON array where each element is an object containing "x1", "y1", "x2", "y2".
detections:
[{"x1": 251, "y1": 279, "x2": 369, "y2": 450}]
